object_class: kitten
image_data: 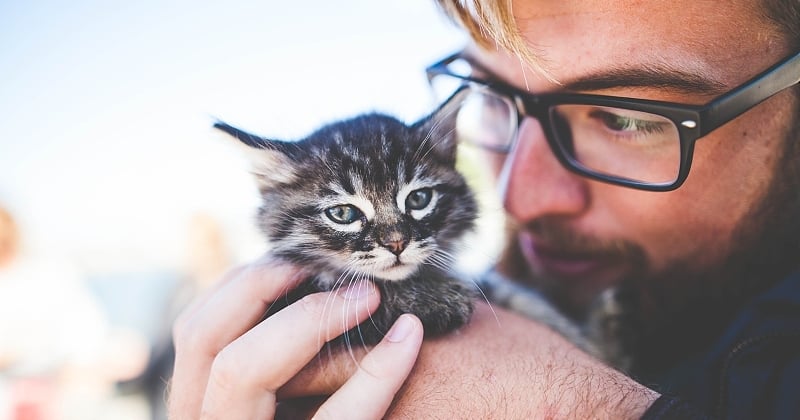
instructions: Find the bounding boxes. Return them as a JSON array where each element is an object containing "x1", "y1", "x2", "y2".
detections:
[{"x1": 214, "y1": 103, "x2": 478, "y2": 345}]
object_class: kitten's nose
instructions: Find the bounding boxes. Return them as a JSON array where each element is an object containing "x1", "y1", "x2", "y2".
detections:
[
  {"x1": 383, "y1": 239, "x2": 408, "y2": 256},
  {"x1": 378, "y1": 231, "x2": 408, "y2": 255}
]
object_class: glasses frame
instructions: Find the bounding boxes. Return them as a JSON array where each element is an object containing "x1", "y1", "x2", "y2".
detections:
[{"x1": 426, "y1": 50, "x2": 800, "y2": 191}]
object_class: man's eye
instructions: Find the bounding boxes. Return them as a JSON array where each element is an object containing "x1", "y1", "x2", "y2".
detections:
[
  {"x1": 325, "y1": 205, "x2": 362, "y2": 224},
  {"x1": 405, "y1": 188, "x2": 433, "y2": 210},
  {"x1": 591, "y1": 110, "x2": 667, "y2": 134}
]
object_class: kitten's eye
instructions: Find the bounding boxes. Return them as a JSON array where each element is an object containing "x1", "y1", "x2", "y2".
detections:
[
  {"x1": 405, "y1": 188, "x2": 433, "y2": 211},
  {"x1": 325, "y1": 205, "x2": 363, "y2": 224}
]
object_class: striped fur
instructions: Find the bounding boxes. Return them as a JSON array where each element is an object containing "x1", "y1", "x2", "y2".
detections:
[{"x1": 216, "y1": 106, "x2": 478, "y2": 344}]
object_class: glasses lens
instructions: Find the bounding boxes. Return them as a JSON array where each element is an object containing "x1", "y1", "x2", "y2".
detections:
[
  {"x1": 549, "y1": 105, "x2": 681, "y2": 184},
  {"x1": 454, "y1": 86, "x2": 517, "y2": 152}
]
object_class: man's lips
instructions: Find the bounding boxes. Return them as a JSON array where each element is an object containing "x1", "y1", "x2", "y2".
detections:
[{"x1": 518, "y1": 230, "x2": 616, "y2": 279}]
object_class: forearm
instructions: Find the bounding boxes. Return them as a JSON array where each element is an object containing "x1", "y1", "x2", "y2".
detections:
[
  {"x1": 537, "y1": 353, "x2": 659, "y2": 419},
  {"x1": 386, "y1": 303, "x2": 660, "y2": 419},
  {"x1": 281, "y1": 302, "x2": 659, "y2": 418}
]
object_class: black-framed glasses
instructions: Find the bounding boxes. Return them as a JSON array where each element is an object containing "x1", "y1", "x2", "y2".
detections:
[{"x1": 426, "y1": 50, "x2": 800, "y2": 191}]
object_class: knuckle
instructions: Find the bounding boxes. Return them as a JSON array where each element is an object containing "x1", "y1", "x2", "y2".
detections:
[
  {"x1": 208, "y1": 346, "x2": 249, "y2": 392},
  {"x1": 299, "y1": 292, "x2": 330, "y2": 317},
  {"x1": 210, "y1": 343, "x2": 285, "y2": 395},
  {"x1": 171, "y1": 307, "x2": 195, "y2": 341},
  {"x1": 231, "y1": 264, "x2": 262, "y2": 294},
  {"x1": 172, "y1": 312, "x2": 213, "y2": 355},
  {"x1": 171, "y1": 312, "x2": 196, "y2": 350}
]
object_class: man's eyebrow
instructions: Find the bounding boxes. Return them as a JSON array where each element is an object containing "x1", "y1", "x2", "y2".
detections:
[
  {"x1": 560, "y1": 65, "x2": 729, "y2": 96},
  {"x1": 460, "y1": 51, "x2": 730, "y2": 97}
]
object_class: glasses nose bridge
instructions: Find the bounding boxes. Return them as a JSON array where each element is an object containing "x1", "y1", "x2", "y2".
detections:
[
  {"x1": 508, "y1": 94, "x2": 582, "y2": 180},
  {"x1": 508, "y1": 94, "x2": 555, "y2": 155},
  {"x1": 508, "y1": 96, "x2": 557, "y2": 160},
  {"x1": 512, "y1": 94, "x2": 547, "y2": 128}
]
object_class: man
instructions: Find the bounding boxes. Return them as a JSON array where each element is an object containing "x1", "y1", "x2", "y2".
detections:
[{"x1": 169, "y1": 0, "x2": 800, "y2": 418}]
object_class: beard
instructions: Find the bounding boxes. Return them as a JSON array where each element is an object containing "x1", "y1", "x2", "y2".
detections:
[
  {"x1": 617, "y1": 190, "x2": 800, "y2": 375},
  {"x1": 619, "y1": 108, "x2": 800, "y2": 375},
  {"x1": 497, "y1": 111, "x2": 800, "y2": 375}
]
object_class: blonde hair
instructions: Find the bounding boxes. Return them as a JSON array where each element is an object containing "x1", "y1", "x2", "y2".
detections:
[
  {"x1": 435, "y1": 0, "x2": 800, "y2": 81},
  {"x1": 434, "y1": 0, "x2": 546, "y2": 75}
]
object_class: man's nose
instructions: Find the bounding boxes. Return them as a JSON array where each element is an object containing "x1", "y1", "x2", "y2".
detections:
[{"x1": 500, "y1": 118, "x2": 590, "y2": 221}]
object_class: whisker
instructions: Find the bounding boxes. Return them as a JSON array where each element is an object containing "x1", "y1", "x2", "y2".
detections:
[
  {"x1": 319, "y1": 265, "x2": 358, "y2": 363},
  {"x1": 412, "y1": 103, "x2": 461, "y2": 164},
  {"x1": 428, "y1": 253, "x2": 455, "y2": 267},
  {"x1": 414, "y1": 127, "x2": 458, "y2": 165},
  {"x1": 424, "y1": 252, "x2": 456, "y2": 272},
  {"x1": 462, "y1": 271, "x2": 500, "y2": 327},
  {"x1": 427, "y1": 250, "x2": 501, "y2": 328},
  {"x1": 343, "y1": 272, "x2": 369, "y2": 366},
  {"x1": 353, "y1": 272, "x2": 374, "y2": 357}
]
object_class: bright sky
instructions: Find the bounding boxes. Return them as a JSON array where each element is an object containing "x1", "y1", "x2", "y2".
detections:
[{"x1": 0, "y1": 0, "x2": 465, "y2": 272}]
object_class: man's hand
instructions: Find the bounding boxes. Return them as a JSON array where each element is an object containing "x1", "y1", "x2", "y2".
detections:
[
  {"x1": 282, "y1": 301, "x2": 660, "y2": 418},
  {"x1": 168, "y1": 257, "x2": 424, "y2": 420}
]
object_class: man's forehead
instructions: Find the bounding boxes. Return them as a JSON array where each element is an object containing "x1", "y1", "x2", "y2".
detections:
[
  {"x1": 467, "y1": 1, "x2": 784, "y2": 97},
  {"x1": 465, "y1": 46, "x2": 722, "y2": 103}
]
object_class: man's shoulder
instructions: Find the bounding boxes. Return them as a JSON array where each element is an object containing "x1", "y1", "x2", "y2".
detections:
[
  {"x1": 646, "y1": 270, "x2": 800, "y2": 419},
  {"x1": 705, "y1": 269, "x2": 800, "y2": 419},
  {"x1": 726, "y1": 269, "x2": 800, "y2": 338}
]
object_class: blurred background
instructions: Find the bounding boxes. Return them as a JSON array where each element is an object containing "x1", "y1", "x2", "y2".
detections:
[{"x1": 0, "y1": 1, "x2": 474, "y2": 419}]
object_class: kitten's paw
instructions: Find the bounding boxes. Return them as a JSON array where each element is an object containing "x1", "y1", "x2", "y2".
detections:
[
  {"x1": 338, "y1": 276, "x2": 478, "y2": 346},
  {"x1": 420, "y1": 307, "x2": 474, "y2": 337},
  {"x1": 415, "y1": 283, "x2": 475, "y2": 338}
]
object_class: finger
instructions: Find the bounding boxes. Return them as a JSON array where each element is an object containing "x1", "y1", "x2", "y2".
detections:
[
  {"x1": 199, "y1": 281, "x2": 381, "y2": 419},
  {"x1": 313, "y1": 314, "x2": 424, "y2": 420},
  {"x1": 169, "y1": 258, "x2": 306, "y2": 420},
  {"x1": 174, "y1": 261, "x2": 250, "y2": 322},
  {"x1": 173, "y1": 254, "x2": 290, "y2": 337},
  {"x1": 278, "y1": 342, "x2": 369, "y2": 399},
  {"x1": 176, "y1": 259, "x2": 306, "y2": 351}
]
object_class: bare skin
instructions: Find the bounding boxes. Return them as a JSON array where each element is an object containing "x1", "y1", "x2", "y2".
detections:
[
  {"x1": 281, "y1": 301, "x2": 659, "y2": 419},
  {"x1": 170, "y1": 257, "x2": 658, "y2": 419},
  {"x1": 168, "y1": 258, "x2": 424, "y2": 420},
  {"x1": 168, "y1": 0, "x2": 797, "y2": 417},
  {"x1": 482, "y1": 0, "x2": 794, "y2": 313}
]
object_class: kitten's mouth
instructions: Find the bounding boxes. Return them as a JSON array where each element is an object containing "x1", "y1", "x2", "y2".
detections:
[
  {"x1": 372, "y1": 259, "x2": 418, "y2": 281},
  {"x1": 385, "y1": 259, "x2": 408, "y2": 271}
]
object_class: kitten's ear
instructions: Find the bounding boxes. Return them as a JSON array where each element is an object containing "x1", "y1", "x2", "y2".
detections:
[
  {"x1": 213, "y1": 121, "x2": 297, "y2": 188},
  {"x1": 412, "y1": 92, "x2": 465, "y2": 164}
]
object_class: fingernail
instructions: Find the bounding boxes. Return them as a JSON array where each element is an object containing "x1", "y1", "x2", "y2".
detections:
[
  {"x1": 386, "y1": 314, "x2": 415, "y2": 343},
  {"x1": 338, "y1": 280, "x2": 375, "y2": 300}
]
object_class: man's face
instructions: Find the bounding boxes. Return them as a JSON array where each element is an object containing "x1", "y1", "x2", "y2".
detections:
[{"x1": 470, "y1": 0, "x2": 797, "y2": 316}]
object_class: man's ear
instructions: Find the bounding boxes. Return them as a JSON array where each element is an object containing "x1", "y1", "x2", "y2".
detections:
[
  {"x1": 213, "y1": 121, "x2": 297, "y2": 189},
  {"x1": 411, "y1": 90, "x2": 467, "y2": 165}
]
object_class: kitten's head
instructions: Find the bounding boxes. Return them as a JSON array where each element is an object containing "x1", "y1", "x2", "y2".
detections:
[{"x1": 215, "y1": 104, "x2": 477, "y2": 283}]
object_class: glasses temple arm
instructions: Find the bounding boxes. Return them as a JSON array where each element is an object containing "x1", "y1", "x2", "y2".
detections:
[{"x1": 700, "y1": 51, "x2": 800, "y2": 135}]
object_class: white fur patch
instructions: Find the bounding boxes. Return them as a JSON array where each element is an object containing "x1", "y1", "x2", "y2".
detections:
[
  {"x1": 247, "y1": 149, "x2": 297, "y2": 186},
  {"x1": 350, "y1": 241, "x2": 432, "y2": 281},
  {"x1": 220, "y1": 132, "x2": 297, "y2": 187}
]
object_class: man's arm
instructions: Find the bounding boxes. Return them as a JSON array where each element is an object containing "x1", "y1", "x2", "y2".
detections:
[{"x1": 282, "y1": 302, "x2": 660, "y2": 418}]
